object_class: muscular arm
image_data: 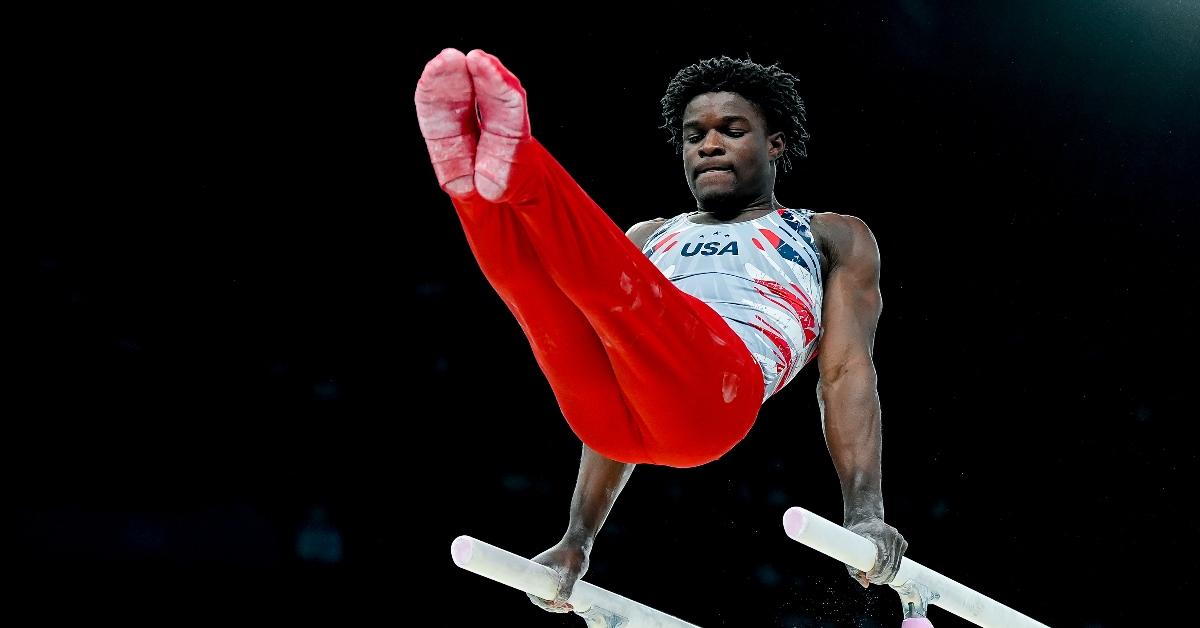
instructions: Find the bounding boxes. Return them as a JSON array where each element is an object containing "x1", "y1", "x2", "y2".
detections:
[
  {"x1": 815, "y1": 214, "x2": 885, "y2": 522},
  {"x1": 531, "y1": 428, "x2": 632, "y2": 612},
  {"x1": 814, "y1": 213, "x2": 907, "y2": 585}
]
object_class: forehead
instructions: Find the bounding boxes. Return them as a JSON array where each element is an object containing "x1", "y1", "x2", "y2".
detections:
[{"x1": 681, "y1": 91, "x2": 765, "y2": 126}]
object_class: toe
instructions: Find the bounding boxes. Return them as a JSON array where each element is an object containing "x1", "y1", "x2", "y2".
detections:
[{"x1": 465, "y1": 50, "x2": 529, "y2": 139}]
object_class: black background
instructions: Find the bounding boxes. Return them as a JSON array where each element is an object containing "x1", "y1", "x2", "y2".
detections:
[{"x1": 14, "y1": 2, "x2": 1199, "y2": 626}]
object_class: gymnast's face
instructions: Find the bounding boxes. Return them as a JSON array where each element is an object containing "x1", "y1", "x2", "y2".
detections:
[{"x1": 681, "y1": 91, "x2": 784, "y2": 212}]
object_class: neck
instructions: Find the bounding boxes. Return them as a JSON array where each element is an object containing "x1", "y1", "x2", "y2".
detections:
[{"x1": 698, "y1": 195, "x2": 780, "y2": 220}]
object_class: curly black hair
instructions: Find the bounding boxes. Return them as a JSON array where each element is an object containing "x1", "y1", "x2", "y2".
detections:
[{"x1": 660, "y1": 56, "x2": 811, "y2": 174}]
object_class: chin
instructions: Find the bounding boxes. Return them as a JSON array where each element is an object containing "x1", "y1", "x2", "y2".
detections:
[{"x1": 696, "y1": 186, "x2": 746, "y2": 211}]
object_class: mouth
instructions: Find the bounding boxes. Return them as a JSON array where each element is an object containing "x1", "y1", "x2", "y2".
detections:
[
  {"x1": 695, "y1": 165, "x2": 734, "y2": 179},
  {"x1": 696, "y1": 168, "x2": 733, "y2": 180}
]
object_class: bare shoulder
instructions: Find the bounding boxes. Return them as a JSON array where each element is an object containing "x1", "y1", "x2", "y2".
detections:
[
  {"x1": 809, "y1": 212, "x2": 879, "y2": 272},
  {"x1": 625, "y1": 217, "x2": 670, "y2": 249}
]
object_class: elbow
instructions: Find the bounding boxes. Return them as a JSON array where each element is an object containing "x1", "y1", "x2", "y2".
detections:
[{"x1": 816, "y1": 359, "x2": 878, "y2": 396}]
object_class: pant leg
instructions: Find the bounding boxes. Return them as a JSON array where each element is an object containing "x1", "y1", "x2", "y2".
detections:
[
  {"x1": 447, "y1": 191, "x2": 657, "y2": 463},
  {"x1": 502, "y1": 138, "x2": 766, "y2": 467}
]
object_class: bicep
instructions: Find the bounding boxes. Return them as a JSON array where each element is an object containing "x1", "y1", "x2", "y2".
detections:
[{"x1": 816, "y1": 216, "x2": 882, "y2": 383}]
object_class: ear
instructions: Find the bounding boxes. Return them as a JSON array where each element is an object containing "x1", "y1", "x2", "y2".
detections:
[{"x1": 767, "y1": 131, "x2": 786, "y2": 161}]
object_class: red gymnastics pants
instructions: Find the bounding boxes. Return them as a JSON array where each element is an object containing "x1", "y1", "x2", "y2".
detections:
[{"x1": 446, "y1": 138, "x2": 765, "y2": 468}]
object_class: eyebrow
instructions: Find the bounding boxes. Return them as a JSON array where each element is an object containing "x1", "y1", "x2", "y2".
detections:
[{"x1": 682, "y1": 115, "x2": 752, "y2": 130}]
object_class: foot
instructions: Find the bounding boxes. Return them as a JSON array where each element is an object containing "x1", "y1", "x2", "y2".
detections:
[
  {"x1": 415, "y1": 48, "x2": 478, "y2": 198},
  {"x1": 466, "y1": 49, "x2": 532, "y2": 202}
]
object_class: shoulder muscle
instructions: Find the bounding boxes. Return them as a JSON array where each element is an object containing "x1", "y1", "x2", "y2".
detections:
[
  {"x1": 626, "y1": 217, "x2": 669, "y2": 249},
  {"x1": 812, "y1": 212, "x2": 879, "y2": 281}
]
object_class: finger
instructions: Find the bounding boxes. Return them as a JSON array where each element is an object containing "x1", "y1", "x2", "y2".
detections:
[
  {"x1": 886, "y1": 537, "x2": 907, "y2": 579},
  {"x1": 869, "y1": 555, "x2": 894, "y2": 584},
  {"x1": 864, "y1": 543, "x2": 889, "y2": 584},
  {"x1": 551, "y1": 571, "x2": 578, "y2": 607},
  {"x1": 847, "y1": 565, "x2": 868, "y2": 588},
  {"x1": 872, "y1": 538, "x2": 905, "y2": 584},
  {"x1": 526, "y1": 593, "x2": 569, "y2": 613}
]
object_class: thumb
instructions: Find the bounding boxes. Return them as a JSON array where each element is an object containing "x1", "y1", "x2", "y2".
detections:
[{"x1": 847, "y1": 564, "x2": 868, "y2": 588}]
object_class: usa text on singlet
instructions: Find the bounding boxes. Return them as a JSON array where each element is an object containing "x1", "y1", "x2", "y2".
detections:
[{"x1": 642, "y1": 207, "x2": 824, "y2": 402}]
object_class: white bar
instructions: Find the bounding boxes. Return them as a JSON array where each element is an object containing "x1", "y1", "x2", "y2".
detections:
[
  {"x1": 452, "y1": 535, "x2": 700, "y2": 627},
  {"x1": 782, "y1": 507, "x2": 1050, "y2": 628}
]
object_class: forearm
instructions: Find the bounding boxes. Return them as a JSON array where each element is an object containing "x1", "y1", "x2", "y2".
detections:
[
  {"x1": 562, "y1": 443, "x2": 635, "y2": 550},
  {"x1": 818, "y1": 364, "x2": 884, "y2": 522}
]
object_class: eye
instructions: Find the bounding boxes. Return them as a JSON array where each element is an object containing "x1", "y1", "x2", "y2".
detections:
[
  {"x1": 726, "y1": 130, "x2": 746, "y2": 138},
  {"x1": 685, "y1": 134, "x2": 702, "y2": 144}
]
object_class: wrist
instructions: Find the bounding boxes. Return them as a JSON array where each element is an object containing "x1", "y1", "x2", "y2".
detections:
[
  {"x1": 843, "y1": 493, "x2": 884, "y2": 523},
  {"x1": 561, "y1": 528, "x2": 595, "y2": 553}
]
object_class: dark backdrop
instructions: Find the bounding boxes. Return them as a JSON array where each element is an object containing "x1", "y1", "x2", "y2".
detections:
[{"x1": 14, "y1": 2, "x2": 1198, "y2": 626}]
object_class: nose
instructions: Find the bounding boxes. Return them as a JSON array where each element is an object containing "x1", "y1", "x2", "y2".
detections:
[{"x1": 697, "y1": 129, "x2": 725, "y2": 158}]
